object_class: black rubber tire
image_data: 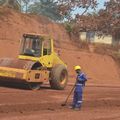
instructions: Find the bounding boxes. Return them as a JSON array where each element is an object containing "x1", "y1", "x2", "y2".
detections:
[
  {"x1": 50, "y1": 64, "x2": 68, "y2": 90},
  {"x1": 28, "y1": 82, "x2": 41, "y2": 90}
]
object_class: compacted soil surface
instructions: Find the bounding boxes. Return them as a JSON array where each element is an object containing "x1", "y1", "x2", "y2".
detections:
[{"x1": 0, "y1": 82, "x2": 120, "y2": 120}]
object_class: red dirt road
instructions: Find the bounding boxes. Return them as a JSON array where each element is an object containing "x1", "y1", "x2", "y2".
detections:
[{"x1": 0, "y1": 83, "x2": 120, "y2": 120}]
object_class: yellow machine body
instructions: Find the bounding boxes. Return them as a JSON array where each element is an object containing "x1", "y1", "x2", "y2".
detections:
[
  {"x1": 0, "y1": 66, "x2": 49, "y2": 82},
  {"x1": 0, "y1": 33, "x2": 67, "y2": 88}
]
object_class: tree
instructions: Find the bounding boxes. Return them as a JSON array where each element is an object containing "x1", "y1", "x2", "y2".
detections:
[
  {"x1": 28, "y1": 0, "x2": 64, "y2": 21},
  {"x1": 22, "y1": 0, "x2": 31, "y2": 13},
  {"x1": 0, "y1": 0, "x2": 32, "y2": 12},
  {"x1": 69, "y1": 0, "x2": 120, "y2": 39},
  {"x1": 28, "y1": 0, "x2": 97, "y2": 21},
  {"x1": 0, "y1": 0, "x2": 4, "y2": 5},
  {"x1": 104, "y1": 0, "x2": 120, "y2": 33},
  {"x1": 0, "y1": 0, "x2": 98, "y2": 21},
  {"x1": 0, "y1": 0, "x2": 21, "y2": 10}
]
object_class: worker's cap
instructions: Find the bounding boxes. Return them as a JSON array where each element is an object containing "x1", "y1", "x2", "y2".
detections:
[{"x1": 74, "y1": 65, "x2": 81, "y2": 71}]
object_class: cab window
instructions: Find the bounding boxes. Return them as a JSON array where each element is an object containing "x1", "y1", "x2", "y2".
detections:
[
  {"x1": 43, "y1": 39, "x2": 51, "y2": 56},
  {"x1": 20, "y1": 36, "x2": 42, "y2": 57}
]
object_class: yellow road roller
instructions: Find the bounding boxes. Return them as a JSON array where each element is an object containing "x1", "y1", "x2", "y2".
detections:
[{"x1": 0, "y1": 33, "x2": 68, "y2": 90}]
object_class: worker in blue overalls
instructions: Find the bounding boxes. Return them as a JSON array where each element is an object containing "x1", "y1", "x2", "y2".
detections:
[{"x1": 71, "y1": 65, "x2": 87, "y2": 110}]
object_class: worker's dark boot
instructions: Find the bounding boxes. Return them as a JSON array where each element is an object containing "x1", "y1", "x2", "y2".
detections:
[
  {"x1": 69, "y1": 104, "x2": 75, "y2": 109},
  {"x1": 74, "y1": 104, "x2": 81, "y2": 111}
]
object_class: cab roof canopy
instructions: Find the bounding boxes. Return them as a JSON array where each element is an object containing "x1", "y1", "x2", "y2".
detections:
[{"x1": 23, "y1": 33, "x2": 51, "y2": 39}]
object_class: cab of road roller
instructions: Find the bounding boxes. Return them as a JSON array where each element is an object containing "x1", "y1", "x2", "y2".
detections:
[
  {"x1": 19, "y1": 33, "x2": 65, "y2": 67},
  {"x1": 19, "y1": 33, "x2": 52, "y2": 60}
]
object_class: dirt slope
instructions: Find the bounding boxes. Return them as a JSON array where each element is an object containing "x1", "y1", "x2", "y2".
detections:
[
  {"x1": 0, "y1": 7, "x2": 76, "y2": 57},
  {"x1": 0, "y1": 7, "x2": 119, "y2": 85},
  {"x1": 60, "y1": 49, "x2": 120, "y2": 84}
]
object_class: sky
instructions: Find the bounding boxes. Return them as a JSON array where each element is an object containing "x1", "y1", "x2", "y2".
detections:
[
  {"x1": 97, "y1": 0, "x2": 106, "y2": 10},
  {"x1": 72, "y1": 0, "x2": 106, "y2": 16}
]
